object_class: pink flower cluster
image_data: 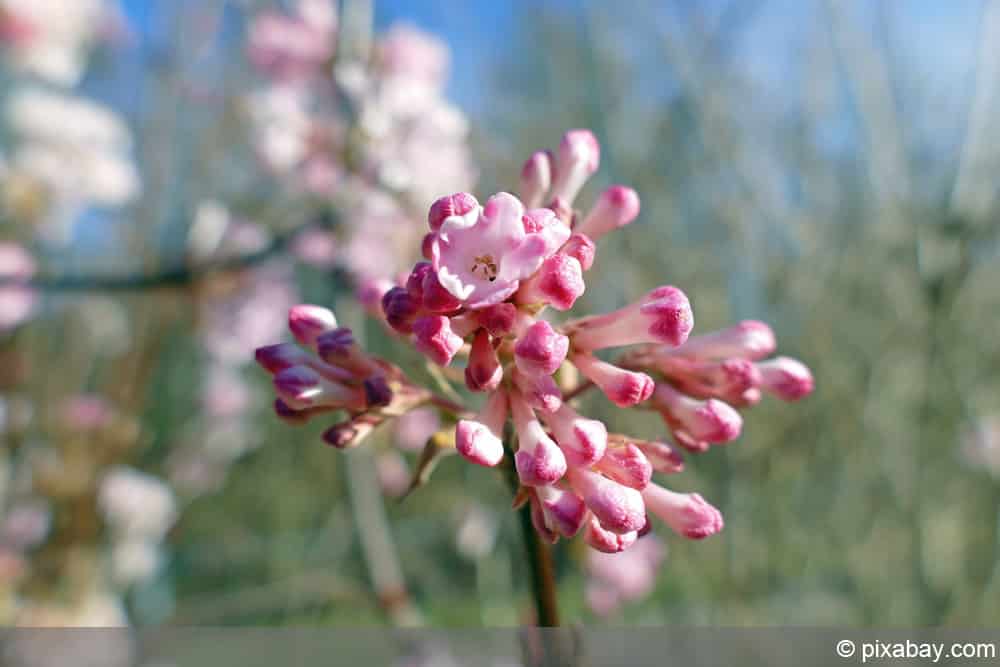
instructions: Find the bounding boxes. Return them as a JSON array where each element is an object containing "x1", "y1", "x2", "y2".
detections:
[{"x1": 257, "y1": 129, "x2": 813, "y2": 558}]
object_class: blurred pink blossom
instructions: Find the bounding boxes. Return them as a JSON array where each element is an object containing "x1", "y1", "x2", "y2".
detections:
[
  {"x1": 586, "y1": 535, "x2": 665, "y2": 616},
  {"x1": 0, "y1": 242, "x2": 36, "y2": 331}
]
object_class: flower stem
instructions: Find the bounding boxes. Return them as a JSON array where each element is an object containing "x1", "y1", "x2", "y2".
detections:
[
  {"x1": 502, "y1": 435, "x2": 560, "y2": 627},
  {"x1": 517, "y1": 496, "x2": 561, "y2": 627}
]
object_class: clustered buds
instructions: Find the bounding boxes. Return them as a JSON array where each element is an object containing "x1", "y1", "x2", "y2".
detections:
[
  {"x1": 255, "y1": 304, "x2": 427, "y2": 450},
  {"x1": 256, "y1": 130, "x2": 814, "y2": 562}
]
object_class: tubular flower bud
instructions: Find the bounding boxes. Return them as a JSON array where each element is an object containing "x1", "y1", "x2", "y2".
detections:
[
  {"x1": 515, "y1": 254, "x2": 585, "y2": 311},
  {"x1": 412, "y1": 315, "x2": 464, "y2": 366},
  {"x1": 273, "y1": 365, "x2": 366, "y2": 411},
  {"x1": 651, "y1": 383, "x2": 742, "y2": 451},
  {"x1": 575, "y1": 185, "x2": 640, "y2": 241},
  {"x1": 666, "y1": 320, "x2": 776, "y2": 361},
  {"x1": 540, "y1": 403, "x2": 607, "y2": 467},
  {"x1": 428, "y1": 192, "x2": 479, "y2": 231},
  {"x1": 520, "y1": 150, "x2": 552, "y2": 208},
  {"x1": 317, "y1": 328, "x2": 383, "y2": 377},
  {"x1": 455, "y1": 390, "x2": 507, "y2": 467},
  {"x1": 584, "y1": 516, "x2": 638, "y2": 554},
  {"x1": 533, "y1": 485, "x2": 587, "y2": 539},
  {"x1": 465, "y1": 329, "x2": 503, "y2": 392},
  {"x1": 756, "y1": 356, "x2": 814, "y2": 401},
  {"x1": 594, "y1": 443, "x2": 652, "y2": 490},
  {"x1": 288, "y1": 304, "x2": 338, "y2": 349},
  {"x1": 567, "y1": 467, "x2": 646, "y2": 535},
  {"x1": 549, "y1": 129, "x2": 600, "y2": 205},
  {"x1": 641, "y1": 483, "x2": 723, "y2": 540},
  {"x1": 568, "y1": 286, "x2": 693, "y2": 351},
  {"x1": 561, "y1": 233, "x2": 596, "y2": 271},
  {"x1": 652, "y1": 356, "x2": 762, "y2": 404},
  {"x1": 510, "y1": 390, "x2": 567, "y2": 486},
  {"x1": 514, "y1": 320, "x2": 570, "y2": 377},
  {"x1": 256, "y1": 343, "x2": 355, "y2": 384},
  {"x1": 571, "y1": 354, "x2": 654, "y2": 408},
  {"x1": 511, "y1": 367, "x2": 563, "y2": 413}
]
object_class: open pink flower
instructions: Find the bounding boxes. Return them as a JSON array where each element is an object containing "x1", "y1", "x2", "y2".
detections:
[{"x1": 430, "y1": 192, "x2": 555, "y2": 309}]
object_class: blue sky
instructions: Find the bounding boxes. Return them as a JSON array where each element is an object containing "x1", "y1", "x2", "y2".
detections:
[{"x1": 115, "y1": 0, "x2": 986, "y2": 117}]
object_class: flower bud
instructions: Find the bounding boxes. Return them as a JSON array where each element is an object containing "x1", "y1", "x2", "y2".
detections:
[
  {"x1": 549, "y1": 129, "x2": 600, "y2": 205},
  {"x1": 255, "y1": 343, "x2": 311, "y2": 374},
  {"x1": 514, "y1": 320, "x2": 570, "y2": 377},
  {"x1": 511, "y1": 367, "x2": 563, "y2": 413},
  {"x1": 273, "y1": 365, "x2": 365, "y2": 410},
  {"x1": 575, "y1": 185, "x2": 640, "y2": 241},
  {"x1": 520, "y1": 150, "x2": 552, "y2": 208},
  {"x1": 641, "y1": 483, "x2": 723, "y2": 539},
  {"x1": 540, "y1": 403, "x2": 607, "y2": 467},
  {"x1": 534, "y1": 485, "x2": 587, "y2": 539},
  {"x1": 669, "y1": 320, "x2": 776, "y2": 361},
  {"x1": 567, "y1": 467, "x2": 646, "y2": 535},
  {"x1": 756, "y1": 356, "x2": 814, "y2": 401},
  {"x1": 381, "y1": 286, "x2": 422, "y2": 334},
  {"x1": 465, "y1": 329, "x2": 503, "y2": 392},
  {"x1": 594, "y1": 443, "x2": 652, "y2": 490},
  {"x1": 455, "y1": 390, "x2": 507, "y2": 467},
  {"x1": 568, "y1": 286, "x2": 693, "y2": 351},
  {"x1": 571, "y1": 354, "x2": 654, "y2": 408},
  {"x1": 515, "y1": 254, "x2": 585, "y2": 311},
  {"x1": 651, "y1": 383, "x2": 742, "y2": 450},
  {"x1": 288, "y1": 304, "x2": 338, "y2": 349},
  {"x1": 584, "y1": 516, "x2": 638, "y2": 553},
  {"x1": 561, "y1": 233, "x2": 596, "y2": 271},
  {"x1": 412, "y1": 315, "x2": 464, "y2": 366},
  {"x1": 510, "y1": 390, "x2": 567, "y2": 486},
  {"x1": 317, "y1": 328, "x2": 383, "y2": 377}
]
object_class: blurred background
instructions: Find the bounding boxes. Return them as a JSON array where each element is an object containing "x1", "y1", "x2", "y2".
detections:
[{"x1": 0, "y1": 0, "x2": 998, "y2": 628}]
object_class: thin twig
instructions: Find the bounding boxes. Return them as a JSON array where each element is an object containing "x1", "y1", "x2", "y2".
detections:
[{"x1": 5, "y1": 215, "x2": 334, "y2": 292}]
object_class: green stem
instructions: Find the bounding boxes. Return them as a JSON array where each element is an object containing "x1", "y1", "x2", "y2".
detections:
[{"x1": 501, "y1": 436, "x2": 560, "y2": 627}]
